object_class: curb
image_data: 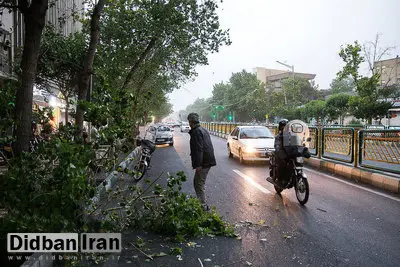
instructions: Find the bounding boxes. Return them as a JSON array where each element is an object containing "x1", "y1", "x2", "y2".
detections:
[
  {"x1": 90, "y1": 146, "x2": 141, "y2": 205},
  {"x1": 305, "y1": 157, "x2": 400, "y2": 194}
]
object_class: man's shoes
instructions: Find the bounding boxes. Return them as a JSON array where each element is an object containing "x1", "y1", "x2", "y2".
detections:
[{"x1": 202, "y1": 204, "x2": 210, "y2": 212}]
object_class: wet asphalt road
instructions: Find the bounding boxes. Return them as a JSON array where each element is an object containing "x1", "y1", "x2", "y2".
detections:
[{"x1": 115, "y1": 128, "x2": 400, "y2": 267}]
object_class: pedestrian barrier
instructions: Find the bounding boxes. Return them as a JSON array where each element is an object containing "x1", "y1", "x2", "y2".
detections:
[
  {"x1": 359, "y1": 130, "x2": 400, "y2": 174},
  {"x1": 201, "y1": 121, "x2": 400, "y2": 175},
  {"x1": 322, "y1": 128, "x2": 354, "y2": 163}
]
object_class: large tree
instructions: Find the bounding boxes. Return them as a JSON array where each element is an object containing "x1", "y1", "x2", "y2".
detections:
[
  {"x1": 36, "y1": 26, "x2": 87, "y2": 124},
  {"x1": 330, "y1": 77, "x2": 355, "y2": 95},
  {"x1": 281, "y1": 77, "x2": 322, "y2": 106},
  {"x1": 325, "y1": 94, "x2": 350, "y2": 124},
  {"x1": 92, "y1": 0, "x2": 230, "y2": 126},
  {"x1": 337, "y1": 41, "x2": 392, "y2": 123},
  {"x1": 304, "y1": 100, "x2": 326, "y2": 122},
  {"x1": 75, "y1": 0, "x2": 106, "y2": 133},
  {"x1": 0, "y1": 0, "x2": 49, "y2": 153}
]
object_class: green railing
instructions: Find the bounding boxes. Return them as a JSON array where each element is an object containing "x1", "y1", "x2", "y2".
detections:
[
  {"x1": 309, "y1": 127, "x2": 318, "y2": 156},
  {"x1": 322, "y1": 128, "x2": 355, "y2": 163},
  {"x1": 359, "y1": 130, "x2": 400, "y2": 174},
  {"x1": 200, "y1": 121, "x2": 400, "y2": 175}
]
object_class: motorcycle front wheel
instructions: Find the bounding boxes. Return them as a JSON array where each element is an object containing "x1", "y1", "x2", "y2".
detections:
[
  {"x1": 274, "y1": 185, "x2": 283, "y2": 194},
  {"x1": 295, "y1": 176, "x2": 309, "y2": 205},
  {"x1": 133, "y1": 162, "x2": 146, "y2": 181}
]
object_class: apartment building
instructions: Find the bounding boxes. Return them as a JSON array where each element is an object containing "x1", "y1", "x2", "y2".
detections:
[
  {"x1": 374, "y1": 55, "x2": 400, "y2": 87},
  {"x1": 254, "y1": 67, "x2": 316, "y2": 91}
]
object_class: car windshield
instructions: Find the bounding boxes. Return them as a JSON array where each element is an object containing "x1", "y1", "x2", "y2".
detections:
[
  {"x1": 240, "y1": 128, "x2": 274, "y2": 139},
  {"x1": 157, "y1": 126, "x2": 170, "y2": 132}
]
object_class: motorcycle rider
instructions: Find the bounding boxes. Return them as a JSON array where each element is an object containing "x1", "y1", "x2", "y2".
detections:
[{"x1": 273, "y1": 119, "x2": 289, "y2": 187}]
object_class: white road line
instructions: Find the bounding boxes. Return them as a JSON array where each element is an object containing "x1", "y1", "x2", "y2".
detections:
[
  {"x1": 304, "y1": 167, "x2": 400, "y2": 203},
  {"x1": 233, "y1": 170, "x2": 272, "y2": 194}
]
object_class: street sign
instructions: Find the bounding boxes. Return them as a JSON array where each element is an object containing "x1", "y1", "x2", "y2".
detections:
[{"x1": 265, "y1": 114, "x2": 268, "y2": 119}]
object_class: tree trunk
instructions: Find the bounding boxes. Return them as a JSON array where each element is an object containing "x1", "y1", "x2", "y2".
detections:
[
  {"x1": 75, "y1": 0, "x2": 105, "y2": 134},
  {"x1": 14, "y1": 0, "x2": 48, "y2": 154},
  {"x1": 120, "y1": 38, "x2": 157, "y2": 91}
]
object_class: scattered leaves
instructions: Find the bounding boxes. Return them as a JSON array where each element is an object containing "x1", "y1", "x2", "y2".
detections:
[{"x1": 170, "y1": 247, "x2": 183, "y2": 256}]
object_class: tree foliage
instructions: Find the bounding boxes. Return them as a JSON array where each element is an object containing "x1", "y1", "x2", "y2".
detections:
[
  {"x1": 36, "y1": 25, "x2": 87, "y2": 123},
  {"x1": 337, "y1": 41, "x2": 393, "y2": 123},
  {"x1": 304, "y1": 100, "x2": 326, "y2": 121},
  {"x1": 325, "y1": 94, "x2": 350, "y2": 123},
  {"x1": 330, "y1": 77, "x2": 355, "y2": 95}
]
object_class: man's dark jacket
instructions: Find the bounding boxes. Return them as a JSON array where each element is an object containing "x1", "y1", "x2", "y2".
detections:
[{"x1": 188, "y1": 124, "x2": 216, "y2": 169}]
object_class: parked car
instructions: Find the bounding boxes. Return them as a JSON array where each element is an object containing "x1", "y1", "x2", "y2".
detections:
[
  {"x1": 227, "y1": 126, "x2": 275, "y2": 164},
  {"x1": 180, "y1": 122, "x2": 190, "y2": 132},
  {"x1": 154, "y1": 125, "x2": 174, "y2": 146}
]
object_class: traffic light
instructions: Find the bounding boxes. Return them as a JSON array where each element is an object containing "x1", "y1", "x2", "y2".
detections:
[
  {"x1": 228, "y1": 112, "x2": 232, "y2": 121},
  {"x1": 212, "y1": 113, "x2": 216, "y2": 119}
]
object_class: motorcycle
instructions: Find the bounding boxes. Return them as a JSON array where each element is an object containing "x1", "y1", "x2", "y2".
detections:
[
  {"x1": 266, "y1": 120, "x2": 311, "y2": 205},
  {"x1": 133, "y1": 138, "x2": 156, "y2": 181}
]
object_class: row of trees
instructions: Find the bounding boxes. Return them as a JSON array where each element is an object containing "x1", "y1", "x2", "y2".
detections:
[
  {"x1": 0, "y1": 0, "x2": 231, "y2": 153},
  {"x1": 181, "y1": 35, "x2": 398, "y2": 124}
]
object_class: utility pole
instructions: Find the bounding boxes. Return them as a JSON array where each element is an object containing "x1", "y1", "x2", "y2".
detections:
[{"x1": 276, "y1": 60, "x2": 294, "y2": 105}]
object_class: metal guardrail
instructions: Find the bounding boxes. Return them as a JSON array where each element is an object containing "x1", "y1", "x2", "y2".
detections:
[
  {"x1": 322, "y1": 128, "x2": 354, "y2": 163},
  {"x1": 201, "y1": 121, "x2": 400, "y2": 175},
  {"x1": 359, "y1": 130, "x2": 400, "y2": 174},
  {"x1": 309, "y1": 127, "x2": 318, "y2": 156}
]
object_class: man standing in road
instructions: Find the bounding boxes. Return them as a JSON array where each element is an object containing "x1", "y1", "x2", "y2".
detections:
[{"x1": 187, "y1": 113, "x2": 216, "y2": 211}]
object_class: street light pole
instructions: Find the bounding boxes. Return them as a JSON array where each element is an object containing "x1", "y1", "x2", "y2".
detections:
[{"x1": 276, "y1": 60, "x2": 294, "y2": 105}]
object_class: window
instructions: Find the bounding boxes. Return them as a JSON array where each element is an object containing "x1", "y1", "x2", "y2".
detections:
[
  {"x1": 239, "y1": 127, "x2": 274, "y2": 139},
  {"x1": 231, "y1": 128, "x2": 239, "y2": 137},
  {"x1": 157, "y1": 126, "x2": 170, "y2": 132}
]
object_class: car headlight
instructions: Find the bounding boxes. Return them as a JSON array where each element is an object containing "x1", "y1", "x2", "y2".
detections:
[{"x1": 244, "y1": 146, "x2": 256, "y2": 153}]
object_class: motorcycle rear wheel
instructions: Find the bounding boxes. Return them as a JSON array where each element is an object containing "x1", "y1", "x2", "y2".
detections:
[{"x1": 295, "y1": 177, "x2": 309, "y2": 205}]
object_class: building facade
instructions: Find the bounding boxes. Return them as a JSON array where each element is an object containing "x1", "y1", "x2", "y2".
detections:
[
  {"x1": 254, "y1": 67, "x2": 316, "y2": 92},
  {"x1": 0, "y1": 1, "x2": 84, "y2": 126},
  {"x1": 373, "y1": 56, "x2": 400, "y2": 126},
  {"x1": 374, "y1": 55, "x2": 400, "y2": 87}
]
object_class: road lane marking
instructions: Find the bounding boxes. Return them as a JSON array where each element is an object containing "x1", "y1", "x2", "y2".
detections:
[
  {"x1": 233, "y1": 170, "x2": 272, "y2": 194},
  {"x1": 304, "y1": 167, "x2": 400, "y2": 203}
]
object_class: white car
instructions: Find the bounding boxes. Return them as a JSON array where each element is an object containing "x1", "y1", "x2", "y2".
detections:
[
  {"x1": 227, "y1": 126, "x2": 275, "y2": 163},
  {"x1": 180, "y1": 122, "x2": 190, "y2": 132}
]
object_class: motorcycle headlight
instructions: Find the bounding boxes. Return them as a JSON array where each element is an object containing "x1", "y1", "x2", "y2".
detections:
[
  {"x1": 244, "y1": 146, "x2": 256, "y2": 153},
  {"x1": 296, "y1": 157, "x2": 304, "y2": 163}
]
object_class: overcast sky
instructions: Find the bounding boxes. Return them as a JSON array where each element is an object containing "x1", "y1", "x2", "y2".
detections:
[{"x1": 168, "y1": 0, "x2": 400, "y2": 113}]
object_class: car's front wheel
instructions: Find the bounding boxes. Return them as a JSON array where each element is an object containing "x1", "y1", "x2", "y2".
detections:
[
  {"x1": 239, "y1": 149, "x2": 245, "y2": 164},
  {"x1": 227, "y1": 144, "x2": 233, "y2": 158}
]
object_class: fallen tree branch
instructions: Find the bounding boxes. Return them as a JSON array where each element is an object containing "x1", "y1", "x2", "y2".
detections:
[{"x1": 130, "y1": 242, "x2": 154, "y2": 261}]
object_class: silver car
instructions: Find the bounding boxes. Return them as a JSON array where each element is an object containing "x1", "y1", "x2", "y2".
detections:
[{"x1": 154, "y1": 125, "x2": 174, "y2": 146}]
